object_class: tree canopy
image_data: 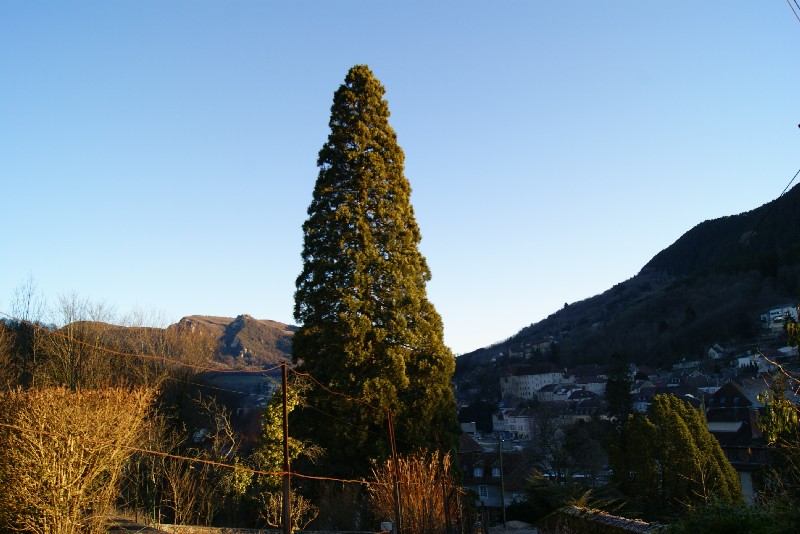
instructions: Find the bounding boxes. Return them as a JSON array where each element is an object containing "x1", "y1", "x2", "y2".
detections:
[{"x1": 292, "y1": 65, "x2": 459, "y2": 477}]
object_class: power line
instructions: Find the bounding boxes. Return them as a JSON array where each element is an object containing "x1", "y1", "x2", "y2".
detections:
[
  {"x1": 0, "y1": 312, "x2": 457, "y2": 494},
  {"x1": 0, "y1": 311, "x2": 393, "y2": 420},
  {"x1": 0, "y1": 419, "x2": 458, "y2": 491},
  {"x1": 303, "y1": 403, "x2": 390, "y2": 440},
  {"x1": 165, "y1": 373, "x2": 277, "y2": 399},
  {"x1": 290, "y1": 368, "x2": 383, "y2": 412},
  {"x1": 744, "y1": 167, "x2": 800, "y2": 241},
  {"x1": 0, "y1": 314, "x2": 468, "y2": 534},
  {"x1": 0, "y1": 312, "x2": 399, "y2": 413},
  {"x1": 790, "y1": 0, "x2": 800, "y2": 23},
  {"x1": 1, "y1": 412, "x2": 461, "y2": 490},
  {"x1": 0, "y1": 420, "x2": 383, "y2": 487}
]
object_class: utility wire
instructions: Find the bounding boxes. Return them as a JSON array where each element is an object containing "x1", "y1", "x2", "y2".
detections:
[
  {"x1": 2, "y1": 413, "x2": 458, "y2": 490},
  {"x1": 743, "y1": 167, "x2": 800, "y2": 242},
  {"x1": 0, "y1": 312, "x2": 458, "y2": 489},
  {"x1": 790, "y1": 0, "x2": 800, "y2": 23},
  {"x1": 1, "y1": 312, "x2": 395, "y2": 423},
  {"x1": 0, "y1": 420, "x2": 388, "y2": 487},
  {"x1": 290, "y1": 368, "x2": 383, "y2": 412},
  {"x1": 165, "y1": 374, "x2": 275, "y2": 399},
  {"x1": 303, "y1": 403, "x2": 392, "y2": 441},
  {"x1": 0, "y1": 416, "x2": 449, "y2": 489},
  {"x1": 0, "y1": 421, "x2": 278, "y2": 478}
]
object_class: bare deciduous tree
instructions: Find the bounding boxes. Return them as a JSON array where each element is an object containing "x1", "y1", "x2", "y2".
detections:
[
  {"x1": 160, "y1": 394, "x2": 248, "y2": 527},
  {"x1": 36, "y1": 293, "x2": 118, "y2": 389},
  {"x1": 6, "y1": 276, "x2": 46, "y2": 386}
]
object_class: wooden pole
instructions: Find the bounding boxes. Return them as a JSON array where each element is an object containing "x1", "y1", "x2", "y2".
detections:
[
  {"x1": 387, "y1": 409, "x2": 403, "y2": 534},
  {"x1": 498, "y1": 434, "x2": 506, "y2": 528},
  {"x1": 456, "y1": 489, "x2": 463, "y2": 534},
  {"x1": 282, "y1": 362, "x2": 291, "y2": 534}
]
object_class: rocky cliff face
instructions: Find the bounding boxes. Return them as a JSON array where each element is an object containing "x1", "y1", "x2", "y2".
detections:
[{"x1": 174, "y1": 314, "x2": 294, "y2": 367}]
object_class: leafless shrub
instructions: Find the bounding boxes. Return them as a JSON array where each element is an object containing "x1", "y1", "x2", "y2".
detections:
[
  {"x1": 0, "y1": 387, "x2": 154, "y2": 534},
  {"x1": 256, "y1": 490, "x2": 318, "y2": 531}
]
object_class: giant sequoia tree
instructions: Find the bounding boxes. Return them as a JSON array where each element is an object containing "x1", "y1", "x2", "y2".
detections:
[{"x1": 292, "y1": 65, "x2": 459, "y2": 476}]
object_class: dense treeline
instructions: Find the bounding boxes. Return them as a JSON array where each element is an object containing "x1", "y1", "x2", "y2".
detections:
[{"x1": 643, "y1": 184, "x2": 800, "y2": 279}]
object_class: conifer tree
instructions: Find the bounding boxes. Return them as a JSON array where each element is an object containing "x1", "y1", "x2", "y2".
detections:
[
  {"x1": 605, "y1": 352, "x2": 633, "y2": 423},
  {"x1": 610, "y1": 394, "x2": 742, "y2": 519},
  {"x1": 292, "y1": 65, "x2": 459, "y2": 477}
]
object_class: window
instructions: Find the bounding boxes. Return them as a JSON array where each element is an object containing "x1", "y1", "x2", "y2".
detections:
[
  {"x1": 473, "y1": 467, "x2": 483, "y2": 477},
  {"x1": 492, "y1": 467, "x2": 501, "y2": 478},
  {"x1": 479, "y1": 485, "x2": 488, "y2": 499}
]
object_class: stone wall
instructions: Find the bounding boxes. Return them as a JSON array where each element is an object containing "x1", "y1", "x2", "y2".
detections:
[
  {"x1": 536, "y1": 506, "x2": 664, "y2": 534},
  {"x1": 158, "y1": 525, "x2": 376, "y2": 534}
]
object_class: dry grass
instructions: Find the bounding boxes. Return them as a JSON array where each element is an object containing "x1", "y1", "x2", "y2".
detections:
[{"x1": 369, "y1": 450, "x2": 461, "y2": 534}]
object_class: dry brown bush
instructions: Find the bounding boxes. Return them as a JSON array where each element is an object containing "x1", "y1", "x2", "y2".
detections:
[
  {"x1": 369, "y1": 450, "x2": 461, "y2": 534},
  {"x1": 0, "y1": 387, "x2": 154, "y2": 534}
]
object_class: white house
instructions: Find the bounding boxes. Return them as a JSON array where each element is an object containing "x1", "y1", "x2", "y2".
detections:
[
  {"x1": 573, "y1": 376, "x2": 607, "y2": 395},
  {"x1": 492, "y1": 406, "x2": 535, "y2": 439},
  {"x1": 736, "y1": 354, "x2": 756, "y2": 368},
  {"x1": 763, "y1": 305, "x2": 798, "y2": 332},
  {"x1": 708, "y1": 343, "x2": 728, "y2": 360},
  {"x1": 500, "y1": 367, "x2": 564, "y2": 400}
]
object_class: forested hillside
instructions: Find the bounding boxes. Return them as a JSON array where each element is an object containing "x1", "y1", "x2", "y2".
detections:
[{"x1": 458, "y1": 184, "x2": 800, "y2": 371}]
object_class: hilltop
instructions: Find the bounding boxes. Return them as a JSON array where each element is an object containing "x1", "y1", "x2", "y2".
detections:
[{"x1": 171, "y1": 314, "x2": 295, "y2": 366}]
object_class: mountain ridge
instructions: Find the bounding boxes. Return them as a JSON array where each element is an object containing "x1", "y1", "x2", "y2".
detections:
[
  {"x1": 457, "y1": 184, "x2": 800, "y2": 371},
  {"x1": 171, "y1": 314, "x2": 294, "y2": 366}
]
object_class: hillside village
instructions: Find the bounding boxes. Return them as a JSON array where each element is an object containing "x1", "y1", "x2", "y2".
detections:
[{"x1": 454, "y1": 304, "x2": 799, "y2": 515}]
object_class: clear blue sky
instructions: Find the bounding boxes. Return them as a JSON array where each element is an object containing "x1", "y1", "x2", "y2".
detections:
[{"x1": 1, "y1": 2, "x2": 798, "y2": 355}]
